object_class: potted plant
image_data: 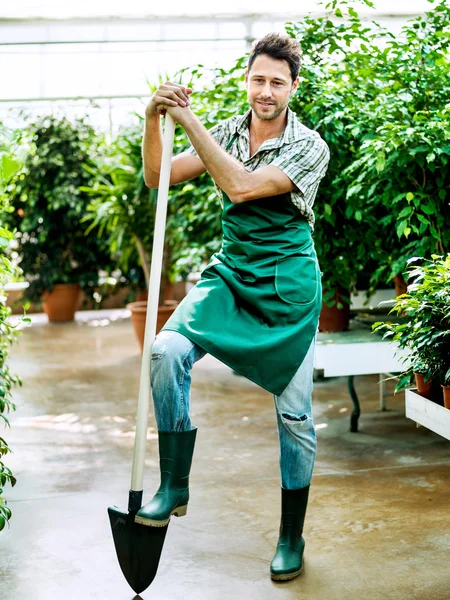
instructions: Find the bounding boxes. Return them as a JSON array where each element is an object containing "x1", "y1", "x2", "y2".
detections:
[
  {"x1": 4, "y1": 114, "x2": 113, "y2": 322},
  {"x1": 336, "y1": 0, "x2": 450, "y2": 295},
  {"x1": 82, "y1": 118, "x2": 183, "y2": 350},
  {"x1": 0, "y1": 193, "x2": 29, "y2": 531},
  {"x1": 372, "y1": 254, "x2": 450, "y2": 408},
  {"x1": 284, "y1": 1, "x2": 450, "y2": 328}
]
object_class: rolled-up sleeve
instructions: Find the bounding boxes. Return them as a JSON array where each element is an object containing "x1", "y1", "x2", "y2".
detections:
[
  {"x1": 271, "y1": 136, "x2": 330, "y2": 195},
  {"x1": 185, "y1": 121, "x2": 228, "y2": 157}
]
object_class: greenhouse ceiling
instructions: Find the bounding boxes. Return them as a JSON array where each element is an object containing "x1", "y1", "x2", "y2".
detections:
[{"x1": 1, "y1": 0, "x2": 435, "y2": 19}]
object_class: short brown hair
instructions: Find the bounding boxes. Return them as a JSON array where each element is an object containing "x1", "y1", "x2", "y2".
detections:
[{"x1": 248, "y1": 33, "x2": 301, "y2": 83}]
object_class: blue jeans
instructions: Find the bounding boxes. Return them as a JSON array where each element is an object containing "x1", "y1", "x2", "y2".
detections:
[{"x1": 151, "y1": 330, "x2": 317, "y2": 490}]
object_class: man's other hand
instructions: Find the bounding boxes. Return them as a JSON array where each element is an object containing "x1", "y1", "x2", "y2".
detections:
[{"x1": 146, "y1": 82, "x2": 193, "y2": 118}]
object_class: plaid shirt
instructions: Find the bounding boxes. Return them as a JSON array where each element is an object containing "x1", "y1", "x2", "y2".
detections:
[{"x1": 185, "y1": 106, "x2": 330, "y2": 231}]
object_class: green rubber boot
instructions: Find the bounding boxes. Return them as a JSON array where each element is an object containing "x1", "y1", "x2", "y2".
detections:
[
  {"x1": 135, "y1": 428, "x2": 197, "y2": 527},
  {"x1": 270, "y1": 485, "x2": 310, "y2": 581}
]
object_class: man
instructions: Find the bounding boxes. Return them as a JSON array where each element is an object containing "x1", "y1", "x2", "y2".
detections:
[{"x1": 135, "y1": 33, "x2": 330, "y2": 582}]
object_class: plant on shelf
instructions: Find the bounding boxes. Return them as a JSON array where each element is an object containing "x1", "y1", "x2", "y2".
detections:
[
  {"x1": 372, "y1": 254, "x2": 450, "y2": 407},
  {"x1": 3, "y1": 114, "x2": 114, "y2": 322},
  {"x1": 0, "y1": 182, "x2": 29, "y2": 531}
]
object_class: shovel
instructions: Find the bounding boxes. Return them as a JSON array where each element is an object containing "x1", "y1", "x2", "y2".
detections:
[{"x1": 108, "y1": 113, "x2": 176, "y2": 595}]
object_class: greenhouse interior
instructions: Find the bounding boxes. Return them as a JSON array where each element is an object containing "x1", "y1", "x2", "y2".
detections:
[{"x1": 0, "y1": 0, "x2": 449, "y2": 598}]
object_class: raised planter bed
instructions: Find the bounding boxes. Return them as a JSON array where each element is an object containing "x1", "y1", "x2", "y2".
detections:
[{"x1": 405, "y1": 389, "x2": 450, "y2": 441}]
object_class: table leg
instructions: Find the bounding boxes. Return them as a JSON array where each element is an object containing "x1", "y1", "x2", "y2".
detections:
[
  {"x1": 348, "y1": 375, "x2": 360, "y2": 432},
  {"x1": 379, "y1": 374, "x2": 387, "y2": 411}
]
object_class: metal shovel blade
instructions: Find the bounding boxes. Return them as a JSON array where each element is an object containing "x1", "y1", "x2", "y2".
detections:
[{"x1": 108, "y1": 504, "x2": 168, "y2": 594}]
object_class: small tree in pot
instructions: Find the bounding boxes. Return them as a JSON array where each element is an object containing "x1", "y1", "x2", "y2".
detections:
[
  {"x1": 336, "y1": 0, "x2": 450, "y2": 295},
  {"x1": 372, "y1": 254, "x2": 450, "y2": 407},
  {"x1": 285, "y1": 0, "x2": 450, "y2": 329},
  {"x1": 0, "y1": 185, "x2": 30, "y2": 531},
  {"x1": 4, "y1": 114, "x2": 113, "y2": 322},
  {"x1": 83, "y1": 117, "x2": 183, "y2": 350}
]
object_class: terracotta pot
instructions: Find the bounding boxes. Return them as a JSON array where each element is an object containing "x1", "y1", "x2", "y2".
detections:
[
  {"x1": 318, "y1": 288, "x2": 350, "y2": 332},
  {"x1": 127, "y1": 300, "x2": 179, "y2": 352},
  {"x1": 41, "y1": 283, "x2": 81, "y2": 322},
  {"x1": 414, "y1": 372, "x2": 433, "y2": 400},
  {"x1": 75, "y1": 285, "x2": 134, "y2": 311},
  {"x1": 442, "y1": 386, "x2": 450, "y2": 410},
  {"x1": 169, "y1": 281, "x2": 187, "y2": 302},
  {"x1": 135, "y1": 282, "x2": 187, "y2": 304},
  {"x1": 394, "y1": 274, "x2": 408, "y2": 296},
  {"x1": 135, "y1": 289, "x2": 148, "y2": 303},
  {"x1": 414, "y1": 373, "x2": 444, "y2": 405}
]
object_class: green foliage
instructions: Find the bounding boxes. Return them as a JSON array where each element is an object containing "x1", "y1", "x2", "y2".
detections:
[
  {"x1": 3, "y1": 115, "x2": 114, "y2": 304},
  {"x1": 285, "y1": 0, "x2": 450, "y2": 302},
  {"x1": 340, "y1": 0, "x2": 450, "y2": 289},
  {"x1": 0, "y1": 122, "x2": 25, "y2": 186},
  {"x1": 372, "y1": 254, "x2": 450, "y2": 392},
  {"x1": 0, "y1": 225, "x2": 21, "y2": 518},
  {"x1": 0, "y1": 197, "x2": 26, "y2": 530},
  {"x1": 82, "y1": 118, "x2": 154, "y2": 291}
]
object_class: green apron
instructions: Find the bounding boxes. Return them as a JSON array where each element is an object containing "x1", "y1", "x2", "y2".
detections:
[{"x1": 162, "y1": 133, "x2": 322, "y2": 396}]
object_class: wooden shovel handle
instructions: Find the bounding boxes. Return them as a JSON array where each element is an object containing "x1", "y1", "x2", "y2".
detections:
[{"x1": 131, "y1": 114, "x2": 176, "y2": 492}]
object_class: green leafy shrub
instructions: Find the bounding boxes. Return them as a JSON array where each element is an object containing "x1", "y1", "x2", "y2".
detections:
[
  {"x1": 0, "y1": 206, "x2": 28, "y2": 531},
  {"x1": 0, "y1": 122, "x2": 28, "y2": 529},
  {"x1": 372, "y1": 254, "x2": 450, "y2": 392},
  {"x1": 82, "y1": 118, "x2": 154, "y2": 294},
  {"x1": 286, "y1": 0, "x2": 450, "y2": 302},
  {"x1": 340, "y1": 0, "x2": 450, "y2": 290},
  {"x1": 4, "y1": 115, "x2": 115, "y2": 305},
  {"x1": 0, "y1": 226, "x2": 19, "y2": 530}
]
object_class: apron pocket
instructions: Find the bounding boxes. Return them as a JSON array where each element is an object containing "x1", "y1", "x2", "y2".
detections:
[{"x1": 275, "y1": 255, "x2": 319, "y2": 306}]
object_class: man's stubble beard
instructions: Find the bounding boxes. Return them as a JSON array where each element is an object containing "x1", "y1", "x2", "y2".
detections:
[{"x1": 250, "y1": 97, "x2": 290, "y2": 121}]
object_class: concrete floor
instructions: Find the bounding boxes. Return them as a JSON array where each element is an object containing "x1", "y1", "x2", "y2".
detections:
[{"x1": 1, "y1": 310, "x2": 449, "y2": 600}]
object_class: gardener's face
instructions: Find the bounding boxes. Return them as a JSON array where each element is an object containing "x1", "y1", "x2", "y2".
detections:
[{"x1": 245, "y1": 54, "x2": 298, "y2": 121}]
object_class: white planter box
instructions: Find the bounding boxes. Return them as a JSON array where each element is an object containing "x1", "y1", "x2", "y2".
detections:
[{"x1": 405, "y1": 389, "x2": 450, "y2": 441}]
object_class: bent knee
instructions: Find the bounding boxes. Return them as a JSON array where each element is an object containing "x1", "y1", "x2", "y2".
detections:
[
  {"x1": 151, "y1": 330, "x2": 192, "y2": 364},
  {"x1": 277, "y1": 405, "x2": 315, "y2": 436},
  {"x1": 280, "y1": 411, "x2": 313, "y2": 427}
]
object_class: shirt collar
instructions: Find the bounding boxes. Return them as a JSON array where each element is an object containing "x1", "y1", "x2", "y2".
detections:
[{"x1": 233, "y1": 106, "x2": 308, "y2": 150}]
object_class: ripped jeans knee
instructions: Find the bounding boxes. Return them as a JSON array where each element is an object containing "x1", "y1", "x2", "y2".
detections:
[
  {"x1": 274, "y1": 396, "x2": 315, "y2": 437},
  {"x1": 150, "y1": 331, "x2": 196, "y2": 382},
  {"x1": 281, "y1": 412, "x2": 309, "y2": 423},
  {"x1": 273, "y1": 337, "x2": 317, "y2": 488}
]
